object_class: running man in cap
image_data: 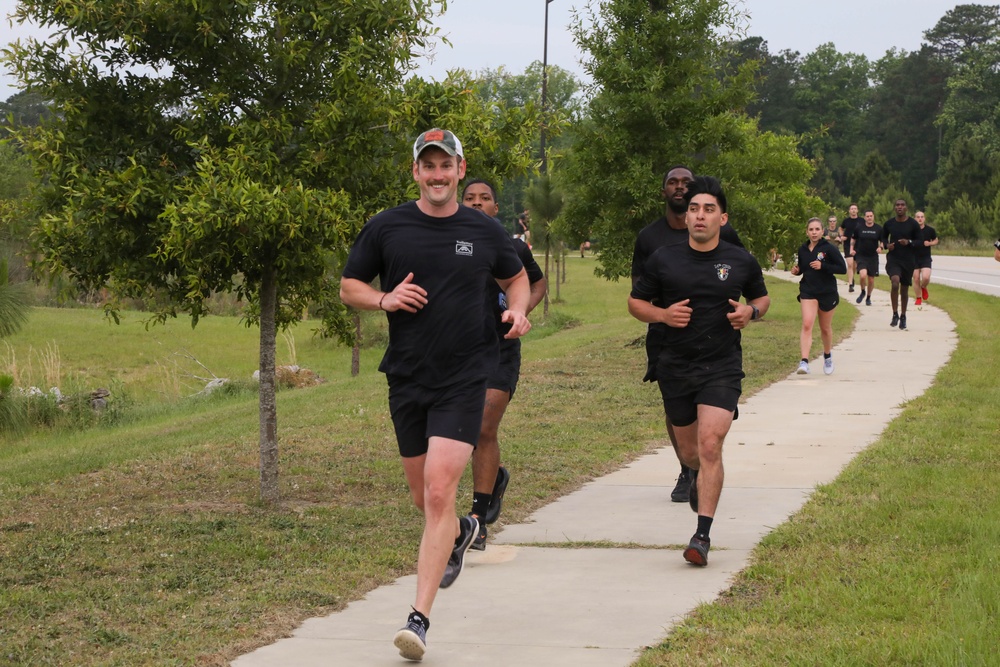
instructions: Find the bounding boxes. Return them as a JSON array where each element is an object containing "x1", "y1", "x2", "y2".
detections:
[{"x1": 341, "y1": 128, "x2": 531, "y2": 661}]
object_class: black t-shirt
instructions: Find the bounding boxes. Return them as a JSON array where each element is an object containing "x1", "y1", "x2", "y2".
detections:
[
  {"x1": 853, "y1": 223, "x2": 883, "y2": 257},
  {"x1": 631, "y1": 217, "x2": 744, "y2": 278},
  {"x1": 881, "y1": 217, "x2": 921, "y2": 262},
  {"x1": 795, "y1": 238, "x2": 847, "y2": 296},
  {"x1": 631, "y1": 241, "x2": 767, "y2": 388},
  {"x1": 913, "y1": 224, "x2": 938, "y2": 260},
  {"x1": 490, "y1": 235, "x2": 544, "y2": 348},
  {"x1": 841, "y1": 217, "x2": 861, "y2": 247},
  {"x1": 342, "y1": 201, "x2": 525, "y2": 387}
]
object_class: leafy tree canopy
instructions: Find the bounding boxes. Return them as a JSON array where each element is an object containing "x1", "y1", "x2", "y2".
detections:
[
  {"x1": 924, "y1": 3, "x2": 1000, "y2": 62},
  {"x1": 2, "y1": 0, "x2": 542, "y2": 502},
  {"x1": 562, "y1": 0, "x2": 820, "y2": 278}
]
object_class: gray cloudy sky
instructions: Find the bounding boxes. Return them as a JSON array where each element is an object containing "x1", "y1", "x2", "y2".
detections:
[{"x1": 2, "y1": 0, "x2": 964, "y2": 100}]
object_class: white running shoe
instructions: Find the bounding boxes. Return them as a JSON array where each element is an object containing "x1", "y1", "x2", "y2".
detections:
[
  {"x1": 823, "y1": 357, "x2": 834, "y2": 375},
  {"x1": 796, "y1": 360, "x2": 810, "y2": 375}
]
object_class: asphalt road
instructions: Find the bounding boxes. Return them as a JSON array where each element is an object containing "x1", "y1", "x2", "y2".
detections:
[
  {"x1": 864, "y1": 253, "x2": 1000, "y2": 298},
  {"x1": 923, "y1": 254, "x2": 1000, "y2": 298}
]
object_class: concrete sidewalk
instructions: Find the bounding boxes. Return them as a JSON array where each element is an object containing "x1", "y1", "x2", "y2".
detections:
[{"x1": 233, "y1": 274, "x2": 957, "y2": 667}]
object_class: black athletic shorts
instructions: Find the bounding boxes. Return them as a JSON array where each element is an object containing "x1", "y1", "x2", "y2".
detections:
[
  {"x1": 915, "y1": 256, "x2": 932, "y2": 270},
  {"x1": 854, "y1": 254, "x2": 879, "y2": 277},
  {"x1": 487, "y1": 340, "x2": 521, "y2": 399},
  {"x1": 387, "y1": 375, "x2": 487, "y2": 457},
  {"x1": 885, "y1": 254, "x2": 915, "y2": 285},
  {"x1": 657, "y1": 377, "x2": 741, "y2": 427},
  {"x1": 797, "y1": 290, "x2": 840, "y2": 312}
]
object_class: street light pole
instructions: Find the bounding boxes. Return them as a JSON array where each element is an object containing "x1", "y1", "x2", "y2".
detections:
[{"x1": 540, "y1": 0, "x2": 554, "y2": 174}]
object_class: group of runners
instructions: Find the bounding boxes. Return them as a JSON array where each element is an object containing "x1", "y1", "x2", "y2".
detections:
[
  {"x1": 791, "y1": 200, "x2": 939, "y2": 376},
  {"x1": 340, "y1": 138, "x2": 766, "y2": 660},
  {"x1": 340, "y1": 129, "x2": 948, "y2": 661}
]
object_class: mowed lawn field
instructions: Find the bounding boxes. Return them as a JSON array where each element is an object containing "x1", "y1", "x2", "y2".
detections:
[{"x1": 5, "y1": 257, "x2": 996, "y2": 665}]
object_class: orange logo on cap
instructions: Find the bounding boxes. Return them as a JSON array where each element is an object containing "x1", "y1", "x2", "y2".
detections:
[{"x1": 422, "y1": 130, "x2": 445, "y2": 142}]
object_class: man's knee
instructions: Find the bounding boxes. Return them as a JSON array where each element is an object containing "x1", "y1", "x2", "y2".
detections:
[{"x1": 422, "y1": 479, "x2": 455, "y2": 514}]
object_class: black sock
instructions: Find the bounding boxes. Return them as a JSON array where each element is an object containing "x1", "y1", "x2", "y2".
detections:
[
  {"x1": 801, "y1": 358, "x2": 808, "y2": 364},
  {"x1": 696, "y1": 515, "x2": 713, "y2": 538},
  {"x1": 471, "y1": 492, "x2": 491, "y2": 518},
  {"x1": 409, "y1": 608, "x2": 430, "y2": 630},
  {"x1": 823, "y1": 352, "x2": 831, "y2": 359}
]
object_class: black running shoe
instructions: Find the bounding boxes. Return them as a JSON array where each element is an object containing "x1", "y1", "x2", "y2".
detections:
[
  {"x1": 890, "y1": 313, "x2": 899, "y2": 327},
  {"x1": 440, "y1": 515, "x2": 477, "y2": 588},
  {"x1": 849, "y1": 283, "x2": 855, "y2": 292},
  {"x1": 484, "y1": 466, "x2": 510, "y2": 525},
  {"x1": 670, "y1": 466, "x2": 691, "y2": 503},
  {"x1": 866, "y1": 297, "x2": 872, "y2": 306},
  {"x1": 393, "y1": 612, "x2": 428, "y2": 661},
  {"x1": 856, "y1": 289, "x2": 866, "y2": 304},
  {"x1": 469, "y1": 515, "x2": 487, "y2": 551},
  {"x1": 688, "y1": 468, "x2": 699, "y2": 513},
  {"x1": 899, "y1": 314, "x2": 907, "y2": 330},
  {"x1": 683, "y1": 533, "x2": 711, "y2": 566}
]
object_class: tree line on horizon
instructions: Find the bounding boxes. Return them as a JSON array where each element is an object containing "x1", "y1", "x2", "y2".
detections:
[{"x1": 733, "y1": 2, "x2": 1000, "y2": 241}]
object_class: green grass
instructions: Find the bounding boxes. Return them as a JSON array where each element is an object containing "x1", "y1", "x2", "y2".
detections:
[
  {"x1": 935, "y1": 238, "x2": 998, "y2": 256},
  {"x1": 635, "y1": 282, "x2": 1000, "y2": 666},
  {"x1": 0, "y1": 259, "x2": 857, "y2": 666}
]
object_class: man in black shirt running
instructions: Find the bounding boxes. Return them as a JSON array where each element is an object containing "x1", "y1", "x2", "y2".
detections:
[
  {"x1": 850, "y1": 209, "x2": 883, "y2": 306},
  {"x1": 341, "y1": 129, "x2": 531, "y2": 661},
  {"x1": 841, "y1": 204, "x2": 862, "y2": 292},
  {"x1": 631, "y1": 166, "x2": 743, "y2": 504},
  {"x1": 461, "y1": 178, "x2": 546, "y2": 550},
  {"x1": 629, "y1": 176, "x2": 770, "y2": 567},
  {"x1": 881, "y1": 198, "x2": 920, "y2": 330},
  {"x1": 912, "y1": 211, "x2": 938, "y2": 306}
]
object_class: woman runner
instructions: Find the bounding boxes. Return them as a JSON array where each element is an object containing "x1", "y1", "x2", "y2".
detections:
[{"x1": 790, "y1": 218, "x2": 847, "y2": 375}]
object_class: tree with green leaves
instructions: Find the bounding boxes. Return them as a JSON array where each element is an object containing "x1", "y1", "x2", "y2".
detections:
[
  {"x1": 792, "y1": 43, "x2": 873, "y2": 190},
  {"x1": 0, "y1": 91, "x2": 52, "y2": 137},
  {"x1": 563, "y1": 0, "x2": 820, "y2": 279},
  {"x1": 523, "y1": 173, "x2": 564, "y2": 314},
  {"x1": 847, "y1": 150, "x2": 903, "y2": 201},
  {"x1": 1, "y1": 142, "x2": 32, "y2": 339},
  {"x1": 924, "y1": 133, "x2": 1000, "y2": 239},
  {"x1": 867, "y1": 47, "x2": 951, "y2": 205},
  {"x1": 0, "y1": 254, "x2": 29, "y2": 338},
  {"x1": 936, "y1": 39, "x2": 1000, "y2": 155},
  {"x1": 924, "y1": 3, "x2": 1000, "y2": 62},
  {"x1": 465, "y1": 62, "x2": 579, "y2": 228},
  {"x1": 3, "y1": 0, "x2": 454, "y2": 504}
]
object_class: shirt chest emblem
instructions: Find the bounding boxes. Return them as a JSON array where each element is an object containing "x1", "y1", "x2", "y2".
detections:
[
  {"x1": 715, "y1": 263, "x2": 732, "y2": 281},
  {"x1": 456, "y1": 241, "x2": 473, "y2": 256}
]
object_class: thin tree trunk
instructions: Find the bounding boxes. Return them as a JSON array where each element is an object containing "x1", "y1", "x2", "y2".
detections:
[
  {"x1": 561, "y1": 243, "x2": 567, "y2": 284},
  {"x1": 543, "y1": 241, "x2": 551, "y2": 316},
  {"x1": 258, "y1": 265, "x2": 279, "y2": 505},
  {"x1": 554, "y1": 243, "x2": 561, "y2": 302},
  {"x1": 351, "y1": 311, "x2": 361, "y2": 376}
]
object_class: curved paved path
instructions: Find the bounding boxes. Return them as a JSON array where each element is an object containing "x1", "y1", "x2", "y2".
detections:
[{"x1": 233, "y1": 273, "x2": 957, "y2": 667}]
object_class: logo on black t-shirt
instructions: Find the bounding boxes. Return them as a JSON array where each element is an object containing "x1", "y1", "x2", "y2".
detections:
[
  {"x1": 456, "y1": 241, "x2": 473, "y2": 256},
  {"x1": 715, "y1": 263, "x2": 731, "y2": 281}
]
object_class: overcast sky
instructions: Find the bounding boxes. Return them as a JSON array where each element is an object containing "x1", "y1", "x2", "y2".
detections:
[{"x1": 1, "y1": 0, "x2": 965, "y2": 101}]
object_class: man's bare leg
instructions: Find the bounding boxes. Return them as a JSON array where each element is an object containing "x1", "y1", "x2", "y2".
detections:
[
  {"x1": 400, "y1": 437, "x2": 473, "y2": 617},
  {"x1": 469, "y1": 388, "x2": 509, "y2": 546},
  {"x1": 672, "y1": 405, "x2": 735, "y2": 565}
]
